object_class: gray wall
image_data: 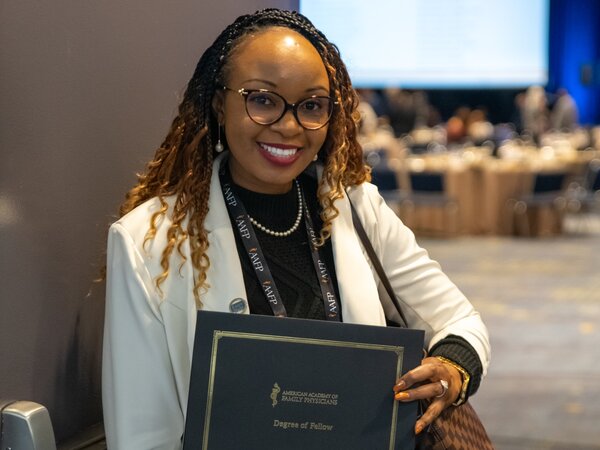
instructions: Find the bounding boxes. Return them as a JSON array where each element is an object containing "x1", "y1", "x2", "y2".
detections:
[{"x1": 0, "y1": 0, "x2": 297, "y2": 442}]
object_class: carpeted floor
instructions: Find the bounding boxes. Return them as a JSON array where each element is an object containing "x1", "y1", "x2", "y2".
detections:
[{"x1": 418, "y1": 215, "x2": 600, "y2": 450}]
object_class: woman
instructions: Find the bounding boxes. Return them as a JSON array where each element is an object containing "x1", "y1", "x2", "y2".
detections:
[{"x1": 102, "y1": 8, "x2": 490, "y2": 449}]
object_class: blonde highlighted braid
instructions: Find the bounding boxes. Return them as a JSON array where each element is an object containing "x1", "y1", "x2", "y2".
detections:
[{"x1": 117, "y1": 9, "x2": 369, "y2": 308}]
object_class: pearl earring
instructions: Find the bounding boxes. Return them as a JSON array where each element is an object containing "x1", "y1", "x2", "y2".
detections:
[
  {"x1": 313, "y1": 153, "x2": 319, "y2": 162},
  {"x1": 215, "y1": 125, "x2": 224, "y2": 153}
]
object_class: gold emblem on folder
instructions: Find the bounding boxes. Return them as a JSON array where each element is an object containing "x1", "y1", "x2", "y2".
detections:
[{"x1": 271, "y1": 382, "x2": 281, "y2": 407}]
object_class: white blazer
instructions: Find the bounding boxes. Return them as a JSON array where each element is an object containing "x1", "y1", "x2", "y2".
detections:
[{"x1": 102, "y1": 153, "x2": 490, "y2": 449}]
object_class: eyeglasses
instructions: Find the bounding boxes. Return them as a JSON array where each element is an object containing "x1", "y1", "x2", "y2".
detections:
[{"x1": 222, "y1": 86, "x2": 334, "y2": 130}]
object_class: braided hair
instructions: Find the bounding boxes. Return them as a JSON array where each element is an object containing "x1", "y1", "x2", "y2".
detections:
[{"x1": 118, "y1": 8, "x2": 369, "y2": 308}]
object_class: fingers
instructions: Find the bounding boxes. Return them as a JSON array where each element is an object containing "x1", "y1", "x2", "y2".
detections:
[
  {"x1": 415, "y1": 399, "x2": 445, "y2": 435},
  {"x1": 393, "y1": 357, "x2": 461, "y2": 402},
  {"x1": 393, "y1": 379, "x2": 448, "y2": 401},
  {"x1": 393, "y1": 356, "x2": 446, "y2": 394},
  {"x1": 392, "y1": 357, "x2": 466, "y2": 435},
  {"x1": 392, "y1": 361, "x2": 437, "y2": 393},
  {"x1": 394, "y1": 382, "x2": 449, "y2": 435}
]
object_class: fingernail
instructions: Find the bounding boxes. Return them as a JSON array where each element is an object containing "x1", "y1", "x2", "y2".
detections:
[
  {"x1": 394, "y1": 392, "x2": 410, "y2": 401},
  {"x1": 415, "y1": 423, "x2": 423, "y2": 435},
  {"x1": 393, "y1": 380, "x2": 406, "y2": 392}
]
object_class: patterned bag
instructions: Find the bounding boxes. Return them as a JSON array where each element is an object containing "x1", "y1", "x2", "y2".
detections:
[
  {"x1": 349, "y1": 201, "x2": 495, "y2": 450},
  {"x1": 416, "y1": 401, "x2": 494, "y2": 450}
]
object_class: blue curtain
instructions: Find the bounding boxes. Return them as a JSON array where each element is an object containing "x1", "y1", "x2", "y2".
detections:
[{"x1": 549, "y1": 0, "x2": 600, "y2": 125}]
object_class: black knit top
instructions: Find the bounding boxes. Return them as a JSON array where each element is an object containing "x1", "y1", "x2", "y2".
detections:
[{"x1": 230, "y1": 172, "x2": 340, "y2": 321}]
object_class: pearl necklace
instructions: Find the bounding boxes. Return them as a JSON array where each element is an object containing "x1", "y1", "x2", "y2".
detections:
[{"x1": 248, "y1": 180, "x2": 303, "y2": 237}]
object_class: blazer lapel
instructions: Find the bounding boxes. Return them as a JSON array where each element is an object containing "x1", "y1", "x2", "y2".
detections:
[
  {"x1": 184, "y1": 154, "x2": 249, "y2": 361},
  {"x1": 203, "y1": 154, "x2": 248, "y2": 309}
]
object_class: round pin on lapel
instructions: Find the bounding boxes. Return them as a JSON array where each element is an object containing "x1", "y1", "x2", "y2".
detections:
[{"x1": 229, "y1": 298, "x2": 247, "y2": 314}]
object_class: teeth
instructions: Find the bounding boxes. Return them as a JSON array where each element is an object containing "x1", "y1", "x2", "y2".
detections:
[{"x1": 260, "y1": 143, "x2": 298, "y2": 157}]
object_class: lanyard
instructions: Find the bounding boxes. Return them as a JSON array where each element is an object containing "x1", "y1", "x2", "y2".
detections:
[{"x1": 219, "y1": 164, "x2": 341, "y2": 321}]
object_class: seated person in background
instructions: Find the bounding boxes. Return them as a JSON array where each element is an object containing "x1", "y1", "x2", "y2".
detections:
[
  {"x1": 465, "y1": 108, "x2": 494, "y2": 146},
  {"x1": 550, "y1": 88, "x2": 579, "y2": 132},
  {"x1": 446, "y1": 106, "x2": 471, "y2": 145},
  {"x1": 383, "y1": 88, "x2": 430, "y2": 137},
  {"x1": 356, "y1": 87, "x2": 388, "y2": 117},
  {"x1": 102, "y1": 8, "x2": 491, "y2": 449},
  {"x1": 357, "y1": 94, "x2": 405, "y2": 162},
  {"x1": 521, "y1": 85, "x2": 549, "y2": 141}
]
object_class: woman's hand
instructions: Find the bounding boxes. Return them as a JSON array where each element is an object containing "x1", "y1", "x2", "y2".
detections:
[{"x1": 392, "y1": 356, "x2": 462, "y2": 435}]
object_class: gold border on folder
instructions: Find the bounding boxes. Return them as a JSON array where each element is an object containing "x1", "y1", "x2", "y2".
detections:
[{"x1": 202, "y1": 331, "x2": 404, "y2": 450}]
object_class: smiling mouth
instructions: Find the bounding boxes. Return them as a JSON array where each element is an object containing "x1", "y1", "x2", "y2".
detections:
[{"x1": 258, "y1": 143, "x2": 300, "y2": 158}]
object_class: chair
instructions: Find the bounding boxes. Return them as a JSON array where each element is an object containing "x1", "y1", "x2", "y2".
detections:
[
  {"x1": 400, "y1": 171, "x2": 459, "y2": 236},
  {"x1": 578, "y1": 159, "x2": 600, "y2": 210},
  {"x1": 565, "y1": 159, "x2": 600, "y2": 232},
  {"x1": 364, "y1": 149, "x2": 405, "y2": 213},
  {"x1": 370, "y1": 166, "x2": 406, "y2": 213},
  {"x1": 407, "y1": 142, "x2": 430, "y2": 154},
  {"x1": 364, "y1": 148, "x2": 387, "y2": 168},
  {"x1": 508, "y1": 171, "x2": 568, "y2": 236},
  {"x1": 0, "y1": 399, "x2": 56, "y2": 450}
]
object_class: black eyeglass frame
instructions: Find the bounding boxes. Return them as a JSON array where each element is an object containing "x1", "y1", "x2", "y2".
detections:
[{"x1": 222, "y1": 86, "x2": 335, "y2": 130}]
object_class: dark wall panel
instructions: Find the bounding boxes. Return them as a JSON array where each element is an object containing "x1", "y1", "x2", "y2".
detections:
[{"x1": 0, "y1": 0, "x2": 297, "y2": 442}]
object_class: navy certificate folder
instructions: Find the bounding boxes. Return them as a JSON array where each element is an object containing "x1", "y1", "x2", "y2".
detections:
[{"x1": 183, "y1": 311, "x2": 424, "y2": 450}]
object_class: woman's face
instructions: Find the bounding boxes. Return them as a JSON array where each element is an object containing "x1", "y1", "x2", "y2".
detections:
[{"x1": 214, "y1": 27, "x2": 330, "y2": 194}]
